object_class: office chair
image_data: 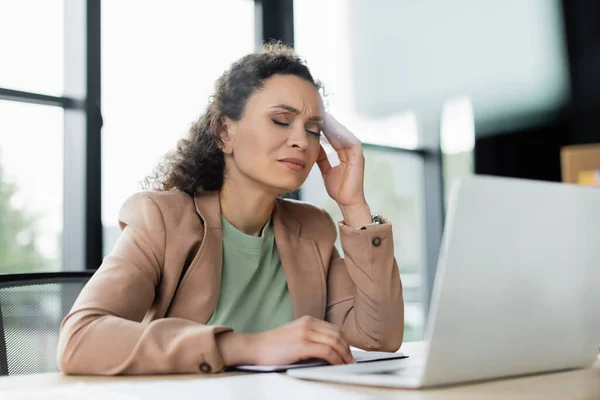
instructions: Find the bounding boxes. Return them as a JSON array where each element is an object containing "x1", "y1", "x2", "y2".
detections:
[{"x1": 0, "y1": 271, "x2": 95, "y2": 376}]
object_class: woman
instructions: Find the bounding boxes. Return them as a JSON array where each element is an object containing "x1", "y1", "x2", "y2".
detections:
[{"x1": 57, "y1": 43, "x2": 404, "y2": 375}]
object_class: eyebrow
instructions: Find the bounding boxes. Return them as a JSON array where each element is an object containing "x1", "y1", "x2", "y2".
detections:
[{"x1": 269, "y1": 104, "x2": 323, "y2": 122}]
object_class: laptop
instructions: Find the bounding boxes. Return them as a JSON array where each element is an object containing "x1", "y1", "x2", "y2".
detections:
[{"x1": 289, "y1": 175, "x2": 600, "y2": 388}]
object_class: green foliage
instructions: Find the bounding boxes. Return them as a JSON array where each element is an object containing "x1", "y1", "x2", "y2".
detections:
[{"x1": 0, "y1": 162, "x2": 48, "y2": 273}]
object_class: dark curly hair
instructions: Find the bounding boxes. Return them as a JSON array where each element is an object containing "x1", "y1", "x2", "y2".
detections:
[{"x1": 143, "y1": 42, "x2": 323, "y2": 196}]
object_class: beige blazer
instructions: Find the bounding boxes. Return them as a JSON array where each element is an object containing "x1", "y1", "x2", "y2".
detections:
[{"x1": 57, "y1": 190, "x2": 404, "y2": 375}]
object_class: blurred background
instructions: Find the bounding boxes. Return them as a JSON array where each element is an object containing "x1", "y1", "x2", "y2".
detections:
[{"x1": 1, "y1": 0, "x2": 599, "y2": 342}]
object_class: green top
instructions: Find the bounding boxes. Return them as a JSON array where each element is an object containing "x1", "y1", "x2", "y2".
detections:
[{"x1": 206, "y1": 216, "x2": 295, "y2": 333}]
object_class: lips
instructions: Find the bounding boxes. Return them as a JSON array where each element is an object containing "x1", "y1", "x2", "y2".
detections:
[{"x1": 278, "y1": 158, "x2": 306, "y2": 171}]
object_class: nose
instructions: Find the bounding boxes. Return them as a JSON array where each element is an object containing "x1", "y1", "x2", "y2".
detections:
[{"x1": 287, "y1": 125, "x2": 309, "y2": 151}]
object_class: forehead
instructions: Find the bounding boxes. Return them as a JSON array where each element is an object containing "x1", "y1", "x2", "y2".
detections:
[{"x1": 248, "y1": 74, "x2": 323, "y2": 114}]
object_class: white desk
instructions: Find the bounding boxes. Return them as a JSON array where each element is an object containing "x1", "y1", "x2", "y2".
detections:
[{"x1": 0, "y1": 342, "x2": 598, "y2": 399}]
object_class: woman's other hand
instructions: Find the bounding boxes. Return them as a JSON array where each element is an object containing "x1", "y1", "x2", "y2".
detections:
[{"x1": 217, "y1": 316, "x2": 354, "y2": 367}]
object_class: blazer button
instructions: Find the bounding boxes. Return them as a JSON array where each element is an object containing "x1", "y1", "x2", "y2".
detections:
[
  {"x1": 199, "y1": 362, "x2": 212, "y2": 373},
  {"x1": 372, "y1": 237, "x2": 382, "y2": 247}
]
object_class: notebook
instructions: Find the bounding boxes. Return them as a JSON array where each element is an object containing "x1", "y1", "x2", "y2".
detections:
[{"x1": 231, "y1": 350, "x2": 408, "y2": 372}]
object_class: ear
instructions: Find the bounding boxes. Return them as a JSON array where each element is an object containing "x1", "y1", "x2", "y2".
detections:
[{"x1": 216, "y1": 116, "x2": 234, "y2": 155}]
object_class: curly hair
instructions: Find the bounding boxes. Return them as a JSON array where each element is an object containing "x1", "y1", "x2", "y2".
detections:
[{"x1": 142, "y1": 42, "x2": 323, "y2": 196}]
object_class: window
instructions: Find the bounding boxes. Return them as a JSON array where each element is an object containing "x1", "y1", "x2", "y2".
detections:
[
  {"x1": 441, "y1": 96, "x2": 475, "y2": 208},
  {"x1": 0, "y1": 100, "x2": 64, "y2": 273},
  {"x1": 101, "y1": 0, "x2": 255, "y2": 254},
  {"x1": 0, "y1": 0, "x2": 65, "y2": 274},
  {"x1": 0, "y1": 0, "x2": 64, "y2": 96}
]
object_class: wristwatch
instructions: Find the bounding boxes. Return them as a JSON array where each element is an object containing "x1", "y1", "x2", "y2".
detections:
[{"x1": 355, "y1": 214, "x2": 384, "y2": 230}]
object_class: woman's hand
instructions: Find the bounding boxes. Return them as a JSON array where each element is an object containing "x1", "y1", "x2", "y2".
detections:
[
  {"x1": 317, "y1": 114, "x2": 366, "y2": 207},
  {"x1": 317, "y1": 114, "x2": 372, "y2": 228},
  {"x1": 217, "y1": 316, "x2": 354, "y2": 367}
]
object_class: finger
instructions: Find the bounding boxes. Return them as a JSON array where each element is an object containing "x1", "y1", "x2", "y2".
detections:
[
  {"x1": 311, "y1": 320, "x2": 352, "y2": 357},
  {"x1": 307, "y1": 317, "x2": 346, "y2": 339},
  {"x1": 301, "y1": 341, "x2": 346, "y2": 365},
  {"x1": 307, "y1": 330, "x2": 353, "y2": 364},
  {"x1": 308, "y1": 326, "x2": 353, "y2": 364},
  {"x1": 323, "y1": 114, "x2": 358, "y2": 143},
  {"x1": 316, "y1": 145, "x2": 332, "y2": 176},
  {"x1": 322, "y1": 115, "x2": 364, "y2": 166},
  {"x1": 302, "y1": 317, "x2": 352, "y2": 354},
  {"x1": 322, "y1": 114, "x2": 361, "y2": 151}
]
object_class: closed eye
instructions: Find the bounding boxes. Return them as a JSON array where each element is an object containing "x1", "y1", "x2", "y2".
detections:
[
  {"x1": 272, "y1": 120, "x2": 321, "y2": 137},
  {"x1": 272, "y1": 120, "x2": 289, "y2": 127}
]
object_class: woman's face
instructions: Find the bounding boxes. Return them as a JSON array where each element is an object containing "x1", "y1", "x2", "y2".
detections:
[{"x1": 223, "y1": 74, "x2": 324, "y2": 195}]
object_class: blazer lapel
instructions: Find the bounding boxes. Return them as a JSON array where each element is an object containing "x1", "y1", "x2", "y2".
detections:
[
  {"x1": 168, "y1": 193, "x2": 327, "y2": 323},
  {"x1": 273, "y1": 199, "x2": 327, "y2": 320},
  {"x1": 167, "y1": 191, "x2": 223, "y2": 324}
]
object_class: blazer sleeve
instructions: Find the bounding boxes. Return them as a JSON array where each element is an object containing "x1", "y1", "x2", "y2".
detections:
[
  {"x1": 57, "y1": 193, "x2": 232, "y2": 375},
  {"x1": 323, "y1": 212, "x2": 404, "y2": 352}
]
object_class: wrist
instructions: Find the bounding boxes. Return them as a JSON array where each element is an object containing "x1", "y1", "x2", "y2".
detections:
[
  {"x1": 339, "y1": 202, "x2": 372, "y2": 229},
  {"x1": 216, "y1": 331, "x2": 256, "y2": 366}
]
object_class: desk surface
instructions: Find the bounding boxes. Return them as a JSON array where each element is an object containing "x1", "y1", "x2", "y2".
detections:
[{"x1": 1, "y1": 342, "x2": 599, "y2": 399}]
